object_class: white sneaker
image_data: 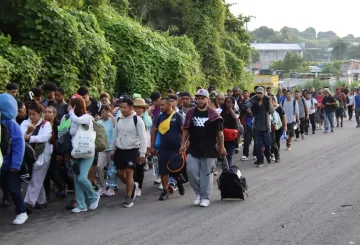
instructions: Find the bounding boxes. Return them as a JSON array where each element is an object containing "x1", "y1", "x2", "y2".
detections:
[
  {"x1": 154, "y1": 177, "x2": 161, "y2": 184},
  {"x1": 144, "y1": 164, "x2": 149, "y2": 171},
  {"x1": 194, "y1": 195, "x2": 201, "y2": 206},
  {"x1": 104, "y1": 188, "x2": 115, "y2": 196},
  {"x1": 13, "y1": 212, "x2": 28, "y2": 225},
  {"x1": 158, "y1": 184, "x2": 163, "y2": 190},
  {"x1": 135, "y1": 188, "x2": 142, "y2": 197},
  {"x1": 97, "y1": 187, "x2": 106, "y2": 196},
  {"x1": 301, "y1": 134, "x2": 305, "y2": 140},
  {"x1": 241, "y1": 156, "x2": 248, "y2": 161},
  {"x1": 252, "y1": 156, "x2": 257, "y2": 160},
  {"x1": 200, "y1": 199, "x2": 210, "y2": 207},
  {"x1": 71, "y1": 207, "x2": 88, "y2": 213},
  {"x1": 89, "y1": 194, "x2": 100, "y2": 210},
  {"x1": 295, "y1": 138, "x2": 299, "y2": 141}
]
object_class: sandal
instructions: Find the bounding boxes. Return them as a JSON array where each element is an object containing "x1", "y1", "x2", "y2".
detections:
[{"x1": 65, "y1": 200, "x2": 78, "y2": 210}]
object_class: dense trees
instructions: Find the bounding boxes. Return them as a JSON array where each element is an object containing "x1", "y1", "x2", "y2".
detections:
[{"x1": 0, "y1": 0, "x2": 253, "y2": 96}]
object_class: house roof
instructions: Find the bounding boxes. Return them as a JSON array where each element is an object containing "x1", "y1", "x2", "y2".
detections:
[{"x1": 251, "y1": 43, "x2": 303, "y2": 51}]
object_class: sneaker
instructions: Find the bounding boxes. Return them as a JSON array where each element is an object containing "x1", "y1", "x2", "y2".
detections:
[
  {"x1": 234, "y1": 148, "x2": 239, "y2": 154},
  {"x1": 194, "y1": 195, "x2": 201, "y2": 206},
  {"x1": 154, "y1": 177, "x2": 161, "y2": 184},
  {"x1": 252, "y1": 156, "x2": 257, "y2": 160},
  {"x1": 159, "y1": 190, "x2": 169, "y2": 201},
  {"x1": 65, "y1": 200, "x2": 78, "y2": 210},
  {"x1": 320, "y1": 126, "x2": 324, "y2": 130},
  {"x1": 135, "y1": 188, "x2": 142, "y2": 197},
  {"x1": 336, "y1": 124, "x2": 339, "y2": 127},
  {"x1": 97, "y1": 187, "x2": 106, "y2": 196},
  {"x1": 331, "y1": 129, "x2": 334, "y2": 133},
  {"x1": 104, "y1": 188, "x2": 115, "y2": 197},
  {"x1": 131, "y1": 183, "x2": 138, "y2": 200},
  {"x1": 178, "y1": 184, "x2": 185, "y2": 196},
  {"x1": 34, "y1": 203, "x2": 48, "y2": 209},
  {"x1": 316, "y1": 124, "x2": 319, "y2": 130},
  {"x1": 13, "y1": 212, "x2": 28, "y2": 225},
  {"x1": 158, "y1": 184, "x2": 163, "y2": 190},
  {"x1": 324, "y1": 130, "x2": 328, "y2": 134},
  {"x1": 241, "y1": 156, "x2": 249, "y2": 161},
  {"x1": 286, "y1": 147, "x2": 291, "y2": 151},
  {"x1": 71, "y1": 207, "x2": 88, "y2": 213},
  {"x1": 144, "y1": 164, "x2": 149, "y2": 171},
  {"x1": 199, "y1": 199, "x2": 210, "y2": 207},
  {"x1": 312, "y1": 131, "x2": 315, "y2": 135},
  {"x1": 123, "y1": 197, "x2": 133, "y2": 208},
  {"x1": 167, "y1": 184, "x2": 175, "y2": 195},
  {"x1": 271, "y1": 156, "x2": 276, "y2": 162},
  {"x1": 57, "y1": 190, "x2": 68, "y2": 198},
  {"x1": 257, "y1": 164, "x2": 264, "y2": 168},
  {"x1": 341, "y1": 124, "x2": 343, "y2": 127},
  {"x1": 266, "y1": 156, "x2": 271, "y2": 164},
  {"x1": 275, "y1": 158, "x2": 280, "y2": 163},
  {"x1": 301, "y1": 134, "x2": 305, "y2": 140},
  {"x1": 89, "y1": 194, "x2": 100, "y2": 210},
  {"x1": 295, "y1": 138, "x2": 299, "y2": 141}
]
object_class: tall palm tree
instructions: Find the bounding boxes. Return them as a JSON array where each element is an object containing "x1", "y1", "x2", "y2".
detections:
[{"x1": 330, "y1": 38, "x2": 349, "y2": 60}]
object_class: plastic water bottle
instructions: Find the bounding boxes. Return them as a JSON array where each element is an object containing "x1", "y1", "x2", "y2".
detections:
[
  {"x1": 282, "y1": 130, "x2": 287, "y2": 140},
  {"x1": 106, "y1": 162, "x2": 117, "y2": 187},
  {"x1": 152, "y1": 156, "x2": 159, "y2": 176},
  {"x1": 293, "y1": 124, "x2": 298, "y2": 130}
]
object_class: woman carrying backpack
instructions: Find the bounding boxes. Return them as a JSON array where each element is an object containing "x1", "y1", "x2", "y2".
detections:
[
  {"x1": 20, "y1": 100, "x2": 53, "y2": 213},
  {"x1": 67, "y1": 95, "x2": 100, "y2": 213},
  {"x1": 220, "y1": 97, "x2": 239, "y2": 167}
]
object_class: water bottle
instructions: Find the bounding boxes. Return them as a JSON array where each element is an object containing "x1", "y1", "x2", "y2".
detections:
[
  {"x1": 293, "y1": 124, "x2": 298, "y2": 130},
  {"x1": 152, "y1": 156, "x2": 159, "y2": 176},
  {"x1": 106, "y1": 162, "x2": 117, "y2": 187},
  {"x1": 282, "y1": 130, "x2": 287, "y2": 140}
]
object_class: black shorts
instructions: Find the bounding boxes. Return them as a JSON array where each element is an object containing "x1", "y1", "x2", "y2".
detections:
[
  {"x1": 286, "y1": 123, "x2": 295, "y2": 137},
  {"x1": 113, "y1": 148, "x2": 139, "y2": 170},
  {"x1": 336, "y1": 108, "x2": 344, "y2": 118},
  {"x1": 158, "y1": 149, "x2": 179, "y2": 176}
]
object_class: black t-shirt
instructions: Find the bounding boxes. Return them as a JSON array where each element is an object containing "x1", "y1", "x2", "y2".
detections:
[
  {"x1": 188, "y1": 109, "x2": 223, "y2": 158},
  {"x1": 86, "y1": 99, "x2": 100, "y2": 117},
  {"x1": 220, "y1": 110, "x2": 239, "y2": 130},
  {"x1": 323, "y1": 95, "x2": 336, "y2": 112},
  {"x1": 54, "y1": 103, "x2": 68, "y2": 122}
]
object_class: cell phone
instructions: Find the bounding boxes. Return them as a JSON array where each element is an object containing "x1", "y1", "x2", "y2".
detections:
[{"x1": 114, "y1": 92, "x2": 119, "y2": 99}]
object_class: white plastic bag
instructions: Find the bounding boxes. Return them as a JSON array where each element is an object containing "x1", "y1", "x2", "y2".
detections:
[{"x1": 71, "y1": 122, "x2": 96, "y2": 159}]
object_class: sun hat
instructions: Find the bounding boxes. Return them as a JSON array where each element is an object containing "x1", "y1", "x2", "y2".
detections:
[{"x1": 133, "y1": 98, "x2": 149, "y2": 108}]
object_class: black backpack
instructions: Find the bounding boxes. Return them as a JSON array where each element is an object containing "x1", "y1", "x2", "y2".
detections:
[
  {"x1": 167, "y1": 153, "x2": 188, "y2": 184},
  {"x1": 217, "y1": 165, "x2": 247, "y2": 200},
  {"x1": 1, "y1": 122, "x2": 11, "y2": 156}
]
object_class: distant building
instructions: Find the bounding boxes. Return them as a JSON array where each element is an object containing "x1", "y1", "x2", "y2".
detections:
[
  {"x1": 341, "y1": 59, "x2": 360, "y2": 81},
  {"x1": 251, "y1": 43, "x2": 304, "y2": 69}
]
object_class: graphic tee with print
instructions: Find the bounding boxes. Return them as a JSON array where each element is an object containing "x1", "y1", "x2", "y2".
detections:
[{"x1": 188, "y1": 109, "x2": 223, "y2": 158}]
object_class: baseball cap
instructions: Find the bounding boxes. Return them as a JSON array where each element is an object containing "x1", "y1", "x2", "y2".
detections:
[
  {"x1": 132, "y1": 93, "x2": 142, "y2": 99},
  {"x1": 119, "y1": 94, "x2": 131, "y2": 101},
  {"x1": 195, "y1": 89, "x2": 209, "y2": 98},
  {"x1": 324, "y1": 88, "x2": 330, "y2": 93},
  {"x1": 256, "y1": 87, "x2": 265, "y2": 94}
]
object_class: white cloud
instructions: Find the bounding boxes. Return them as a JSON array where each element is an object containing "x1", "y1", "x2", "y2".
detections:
[{"x1": 227, "y1": 0, "x2": 359, "y2": 37}]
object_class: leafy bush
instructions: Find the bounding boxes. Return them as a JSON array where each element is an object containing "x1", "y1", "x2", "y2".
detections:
[
  {"x1": 0, "y1": 35, "x2": 42, "y2": 93},
  {"x1": 0, "y1": 56, "x2": 12, "y2": 90}
]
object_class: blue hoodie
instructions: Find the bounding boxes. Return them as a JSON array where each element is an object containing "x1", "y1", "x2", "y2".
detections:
[{"x1": 0, "y1": 93, "x2": 25, "y2": 171}]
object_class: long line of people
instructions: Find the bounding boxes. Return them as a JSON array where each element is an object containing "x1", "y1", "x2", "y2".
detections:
[{"x1": 1, "y1": 82, "x2": 360, "y2": 225}]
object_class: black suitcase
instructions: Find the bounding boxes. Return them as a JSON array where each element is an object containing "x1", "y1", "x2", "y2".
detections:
[{"x1": 217, "y1": 165, "x2": 247, "y2": 200}]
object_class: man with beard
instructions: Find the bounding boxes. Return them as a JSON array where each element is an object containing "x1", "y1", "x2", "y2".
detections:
[{"x1": 180, "y1": 89, "x2": 226, "y2": 207}]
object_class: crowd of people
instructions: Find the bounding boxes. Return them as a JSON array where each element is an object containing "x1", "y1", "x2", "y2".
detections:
[{"x1": 1, "y1": 81, "x2": 359, "y2": 225}]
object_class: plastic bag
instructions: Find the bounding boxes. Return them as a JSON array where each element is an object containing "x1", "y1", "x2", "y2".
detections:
[{"x1": 71, "y1": 122, "x2": 96, "y2": 159}]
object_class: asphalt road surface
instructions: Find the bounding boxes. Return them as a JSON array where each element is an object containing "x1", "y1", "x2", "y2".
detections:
[{"x1": 1, "y1": 121, "x2": 360, "y2": 245}]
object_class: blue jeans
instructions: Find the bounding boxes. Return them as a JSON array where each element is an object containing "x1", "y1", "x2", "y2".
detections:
[
  {"x1": 225, "y1": 141, "x2": 236, "y2": 166},
  {"x1": 72, "y1": 158, "x2": 98, "y2": 209},
  {"x1": 324, "y1": 111, "x2": 335, "y2": 131},
  {"x1": 0, "y1": 170, "x2": 26, "y2": 214},
  {"x1": 254, "y1": 129, "x2": 271, "y2": 163}
]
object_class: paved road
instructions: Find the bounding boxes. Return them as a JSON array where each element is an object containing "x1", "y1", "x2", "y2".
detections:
[{"x1": 1, "y1": 121, "x2": 360, "y2": 245}]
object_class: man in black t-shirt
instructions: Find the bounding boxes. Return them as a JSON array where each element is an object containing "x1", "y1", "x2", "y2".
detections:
[
  {"x1": 180, "y1": 89, "x2": 226, "y2": 208},
  {"x1": 322, "y1": 88, "x2": 337, "y2": 133}
]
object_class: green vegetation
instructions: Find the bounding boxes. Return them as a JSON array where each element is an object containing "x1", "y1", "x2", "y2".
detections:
[
  {"x1": 0, "y1": 0, "x2": 253, "y2": 96},
  {"x1": 269, "y1": 52, "x2": 308, "y2": 73}
]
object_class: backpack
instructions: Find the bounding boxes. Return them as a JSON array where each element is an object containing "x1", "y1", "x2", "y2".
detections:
[
  {"x1": 217, "y1": 165, "x2": 247, "y2": 200},
  {"x1": 93, "y1": 120, "x2": 108, "y2": 152},
  {"x1": 19, "y1": 142, "x2": 37, "y2": 183},
  {"x1": 166, "y1": 152, "x2": 188, "y2": 184},
  {"x1": 346, "y1": 95, "x2": 350, "y2": 104},
  {"x1": 1, "y1": 122, "x2": 11, "y2": 156}
]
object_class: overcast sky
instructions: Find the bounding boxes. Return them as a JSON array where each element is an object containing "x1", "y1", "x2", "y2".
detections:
[{"x1": 228, "y1": 0, "x2": 359, "y2": 38}]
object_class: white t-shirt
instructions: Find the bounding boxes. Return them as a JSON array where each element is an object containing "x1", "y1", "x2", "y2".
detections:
[{"x1": 306, "y1": 98, "x2": 318, "y2": 114}]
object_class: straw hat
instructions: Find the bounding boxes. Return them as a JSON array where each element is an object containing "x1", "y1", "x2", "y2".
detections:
[{"x1": 133, "y1": 98, "x2": 148, "y2": 108}]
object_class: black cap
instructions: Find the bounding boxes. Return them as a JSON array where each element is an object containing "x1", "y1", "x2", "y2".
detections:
[
  {"x1": 118, "y1": 94, "x2": 131, "y2": 101},
  {"x1": 6, "y1": 83, "x2": 18, "y2": 91}
]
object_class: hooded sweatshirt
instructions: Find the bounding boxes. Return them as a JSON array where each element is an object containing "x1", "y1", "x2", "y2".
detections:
[
  {"x1": 112, "y1": 112, "x2": 147, "y2": 157},
  {"x1": 0, "y1": 93, "x2": 25, "y2": 170}
]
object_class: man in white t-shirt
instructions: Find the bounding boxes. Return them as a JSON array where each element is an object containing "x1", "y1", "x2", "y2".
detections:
[{"x1": 305, "y1": 91, "x2": 318, "y2": 134}]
